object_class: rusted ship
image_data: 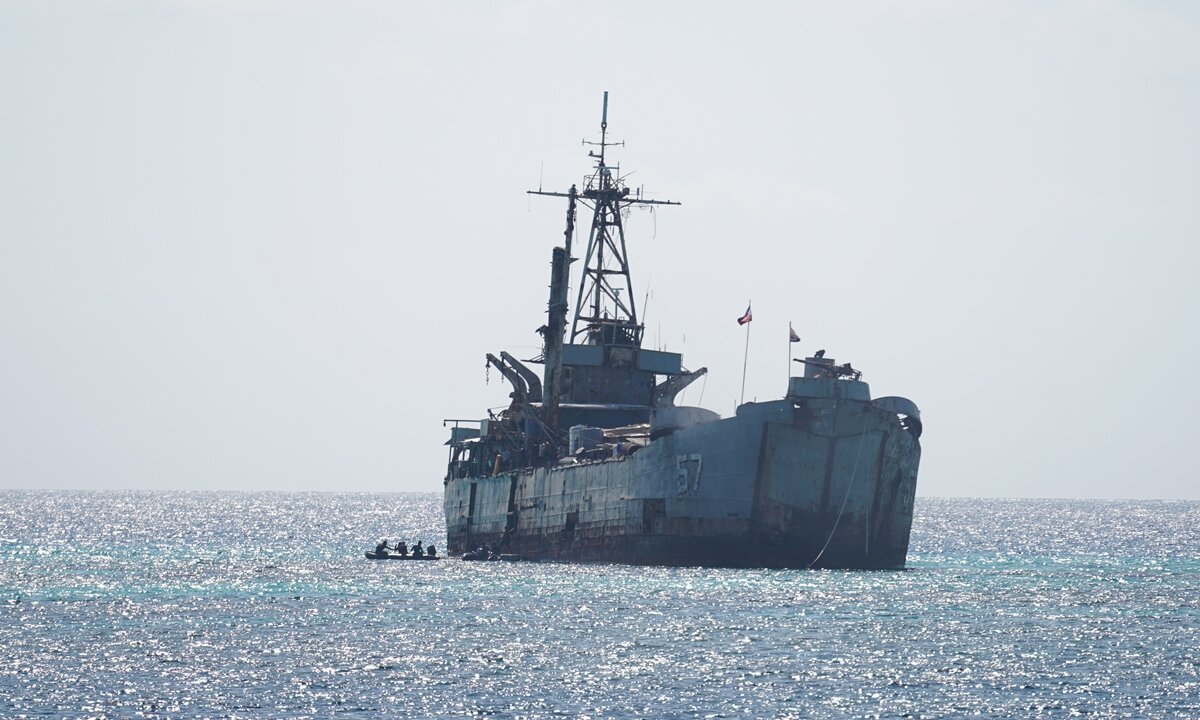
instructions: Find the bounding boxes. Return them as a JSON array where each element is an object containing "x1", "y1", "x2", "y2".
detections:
[{"x1": 443, "y1": 94, "x2": 922, "y2": 569}]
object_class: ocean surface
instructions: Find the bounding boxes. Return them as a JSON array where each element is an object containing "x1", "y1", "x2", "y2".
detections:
[{"x1": 1, "y1": 493, "x2": 1197, "y2": 719}]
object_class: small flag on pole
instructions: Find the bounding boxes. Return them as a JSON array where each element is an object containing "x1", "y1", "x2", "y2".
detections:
[
  {"x1": 737, "y1": 304, "x2": 753, "y2": 326},
  {"x1": 789, "y1": 327, "x2": 800, "y2": 343}
]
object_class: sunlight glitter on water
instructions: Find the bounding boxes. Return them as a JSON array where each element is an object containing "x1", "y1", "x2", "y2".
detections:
[{"x1": 1, "y1": 492, "x2": 1198, "y2": 718}]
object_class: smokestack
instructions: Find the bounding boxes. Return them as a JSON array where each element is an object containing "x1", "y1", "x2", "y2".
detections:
[{"x1": 543, "y1": 245, "x2": 568, "y2": 434}]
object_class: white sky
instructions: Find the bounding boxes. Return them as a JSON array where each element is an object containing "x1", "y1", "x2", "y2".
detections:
[{"x1": 1, "y1": 1, "x2": 1197, "y2": 498}]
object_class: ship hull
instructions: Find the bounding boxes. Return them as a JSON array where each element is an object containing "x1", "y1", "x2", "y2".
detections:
[{"x1": 444, "y1": 397, "x2": 920, "y2": 570}]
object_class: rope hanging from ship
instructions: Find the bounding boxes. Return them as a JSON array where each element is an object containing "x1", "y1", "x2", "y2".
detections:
[{"x1": 806, "y1": 411, "x2": 874, "y2": 569}]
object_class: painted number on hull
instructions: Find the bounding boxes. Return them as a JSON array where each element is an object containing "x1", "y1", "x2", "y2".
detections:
[{"x1": 676, "y1": 453, "x2": 703, "y2": 495}]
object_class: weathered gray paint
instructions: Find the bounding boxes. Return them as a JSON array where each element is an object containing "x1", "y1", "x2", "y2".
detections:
[
  {"x1": 444, "y1": 387, "x2": 920, "y2": 569},
  {"x1": 637, "y1": 349, "x2": 683, "y2": 375}
]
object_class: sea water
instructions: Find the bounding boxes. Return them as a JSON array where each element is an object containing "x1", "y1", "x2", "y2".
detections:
[{"x1": 1, "y1": 492, "x2": 1197, "y2": 719}]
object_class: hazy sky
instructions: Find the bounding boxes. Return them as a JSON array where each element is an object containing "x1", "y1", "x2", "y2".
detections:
[{"x1": 1, "y1": 1, "x2": 1197, "y2": 498}]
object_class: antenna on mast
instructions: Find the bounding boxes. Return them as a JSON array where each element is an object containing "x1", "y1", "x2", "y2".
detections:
[
  {"x1": 584, "y1": 90, "x2": 623, "y2": 163},
  {"x1": 600, "y1": 91, "x2": 608, "y2": 164}
]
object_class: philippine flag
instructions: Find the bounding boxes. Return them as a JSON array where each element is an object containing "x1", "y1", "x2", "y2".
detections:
[{"x1": 737, "y1": 304, "x2": 753, "y2": 326}]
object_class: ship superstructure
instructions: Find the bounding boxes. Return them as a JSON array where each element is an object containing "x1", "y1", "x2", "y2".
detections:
[{"x1": 443, "y1": 94, "x2": 922, "y2": 569}]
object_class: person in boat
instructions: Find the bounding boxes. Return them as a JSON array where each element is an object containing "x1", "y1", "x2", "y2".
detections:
[
  {"x1": 394, "y1": 540, "x2": 408, "y2": 557},
  {"x1": 375, "y1": 539, "x2": 388, "y2": 555},
  {"x1": 426, "y1": 545, "x2": 437, "y2": 558},
  {"x1": 411, "y1": 540, "x2": 424, "y2": 557}
]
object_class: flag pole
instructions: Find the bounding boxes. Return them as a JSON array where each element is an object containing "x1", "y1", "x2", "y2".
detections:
[
  {"x1": 788, "y1": 321, "x2": 793, "y2": 385},
  {"x1": 740, "y1": 301, "x2": 751, "y2": 406}
]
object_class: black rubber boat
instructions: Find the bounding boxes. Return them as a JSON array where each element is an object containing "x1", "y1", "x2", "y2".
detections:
[{"x1": 364, "y1": 552, "x2": 439, "y2": 561}]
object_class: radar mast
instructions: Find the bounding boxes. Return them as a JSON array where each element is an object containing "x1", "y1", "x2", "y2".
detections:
[{"x1": 529, "y1": 92, "x2": 679, "y2": 347}]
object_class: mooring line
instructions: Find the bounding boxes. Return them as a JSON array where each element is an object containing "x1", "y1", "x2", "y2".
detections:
[{"x1": 807, "y1": 423, "x2": 872, "y2": 569}]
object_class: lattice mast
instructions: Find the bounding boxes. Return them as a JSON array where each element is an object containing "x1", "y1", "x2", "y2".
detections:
[{"x1": 529, "y1": 91, "x2": 679, "y2": 348}]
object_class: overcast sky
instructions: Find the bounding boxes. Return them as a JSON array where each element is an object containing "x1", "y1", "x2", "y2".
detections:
[{"x1": 1, "y1": 1, "x2": 1197, "y2": 498}]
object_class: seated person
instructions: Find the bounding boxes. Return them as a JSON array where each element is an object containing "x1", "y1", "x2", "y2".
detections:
[
  {"x1": 426, "y1": 545, "x2": 437, "y2": 558},
  {"x1": 411, "y1": 540, "x2": 425, "y2": 557},
  {"x1": 395, "y1": 541, "x2": 408, "y2": 556}
]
